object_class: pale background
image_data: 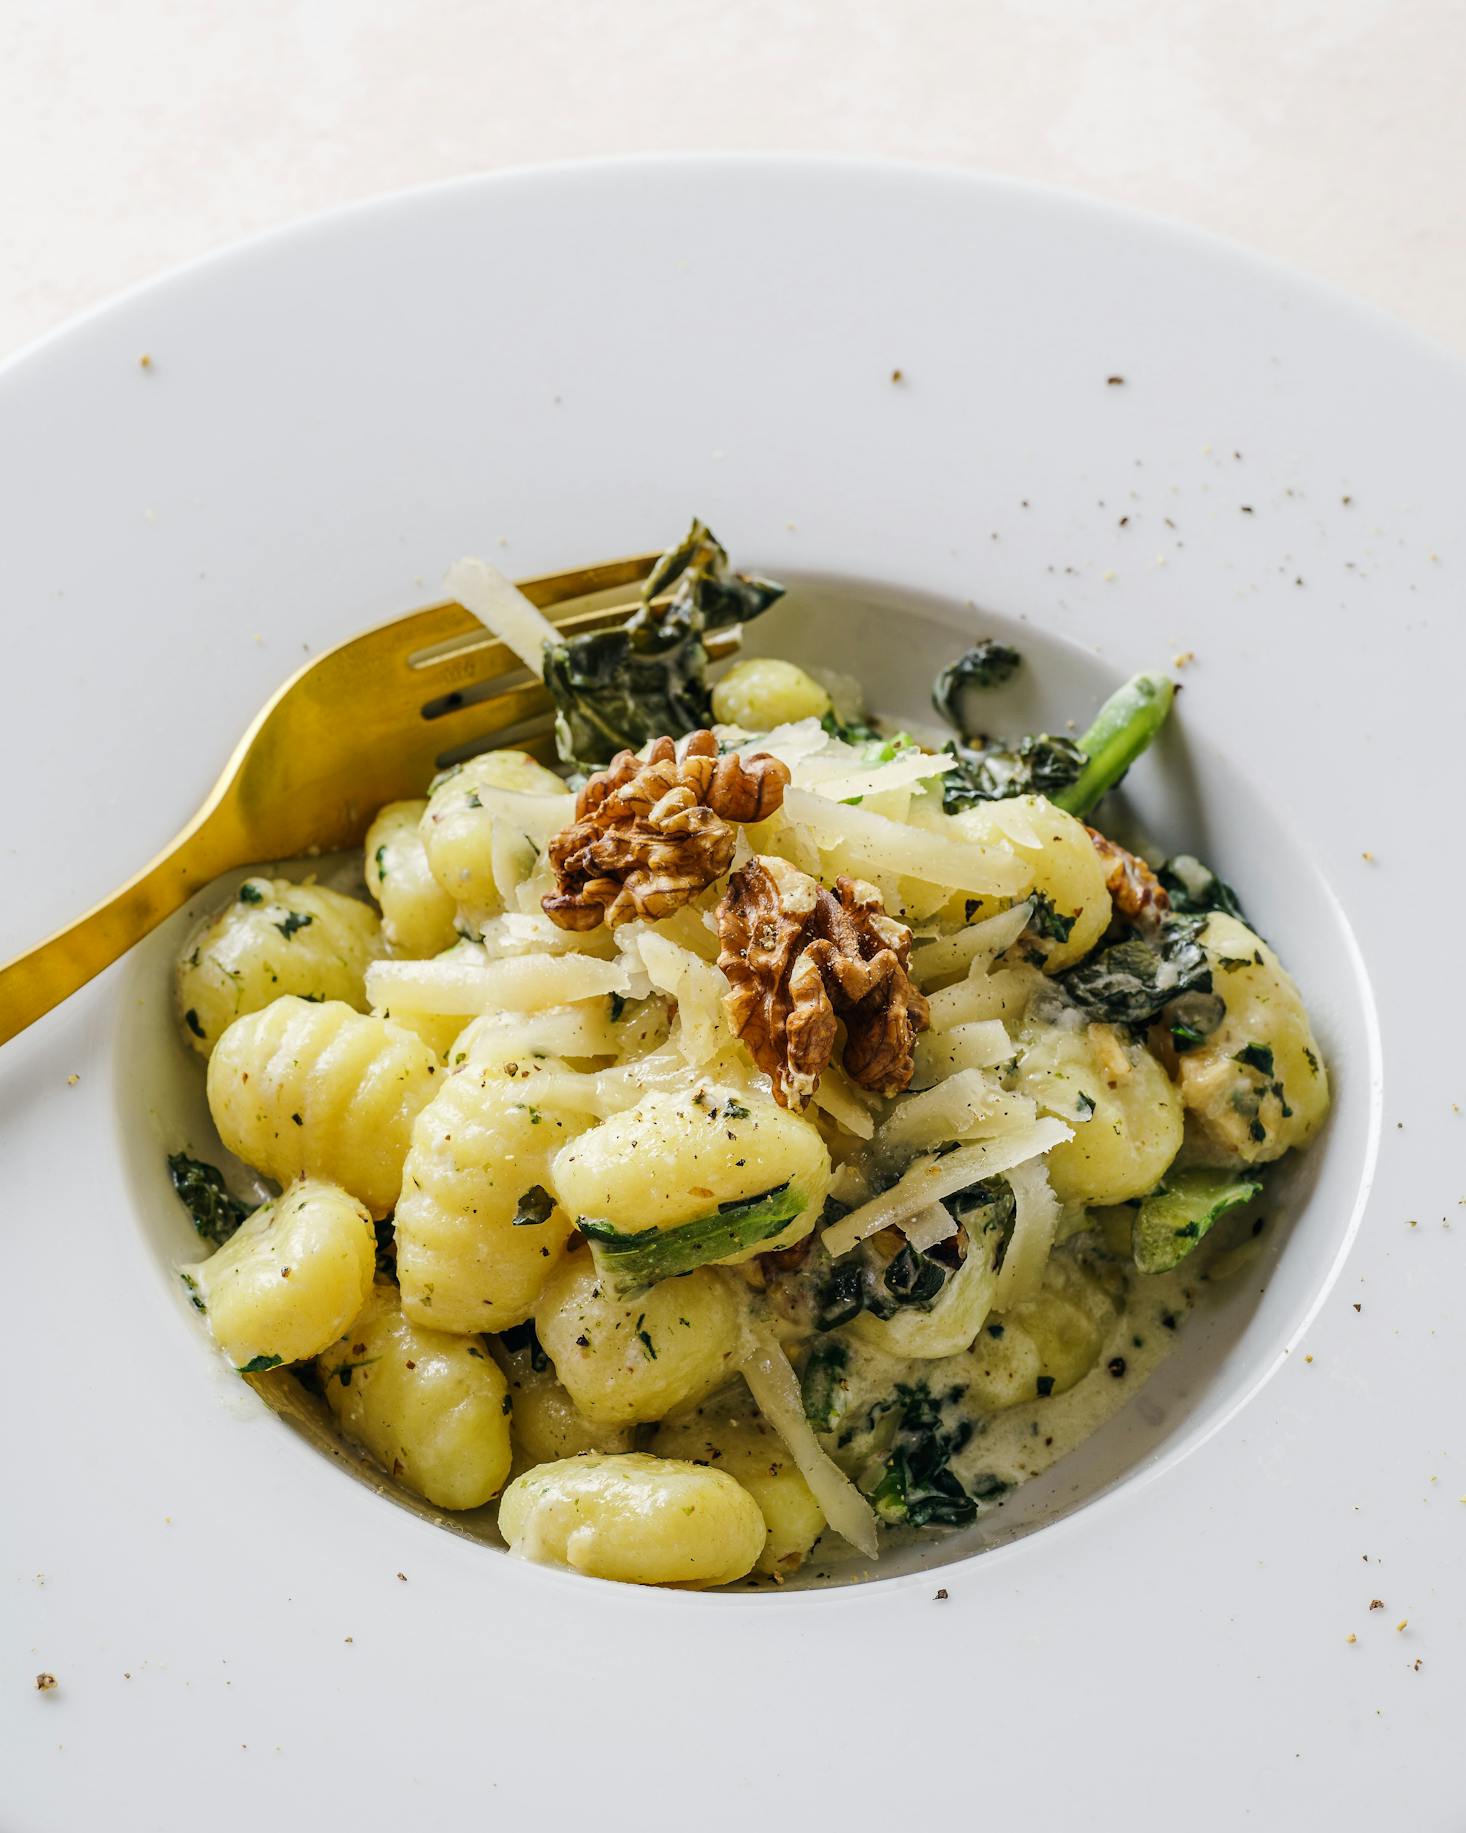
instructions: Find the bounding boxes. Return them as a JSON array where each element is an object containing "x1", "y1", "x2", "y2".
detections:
[{"x1": 3, "y1": 0, "x2": 1464, "y2": 362}]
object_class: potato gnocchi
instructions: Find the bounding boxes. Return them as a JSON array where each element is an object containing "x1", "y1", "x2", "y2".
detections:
[{"x1": 167, "y1": 523, "x2": 1329, "y2": 1589}]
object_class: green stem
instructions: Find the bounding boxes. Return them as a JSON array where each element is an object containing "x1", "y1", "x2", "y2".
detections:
[
  {"x1": 579, "y1": 1181, "x2": 807, "y2": 1293},
  {"x1": 1052, "y1": 672, "x2": 1175, "y2": 820}
]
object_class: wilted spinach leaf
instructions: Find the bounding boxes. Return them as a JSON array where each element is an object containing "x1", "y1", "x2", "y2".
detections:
[
  {"x1": 1158, "y1": 853, "x2": 1248, "y2": 923},
  {"x1": 1058, "y1": 915, "x2": 1212, "y2": 1025},
  {"x1": 940, "y1": 733, "x2": 1088, "y2": 813},
  {"x1": 167, "y1": 1152, "x2": 249, "y2": 1247},
  {"x1": 543, "y1": 519, "x2": 784, "y2": 771},
  {"x1": 866, "y1": 1383, "x2": 979, "y2": 1528},
  {"x1": 932, "y1": 640, "x2": 1022, "y2": 733}
]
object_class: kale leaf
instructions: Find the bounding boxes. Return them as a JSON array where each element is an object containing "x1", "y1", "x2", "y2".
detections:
[
  {"x1": 1027, "y1": 891, "x2": 1077, "y2": 943},
  {"x1": 1158, "y1": 853, "x2": 1249, "y2": 923},
  {"x1": 543, "y1": 519, "x2": 784, "y2": 772},
  {"x1": 866, "y1": 1384, "x2": 979, "y2": 1529},
  {"x1": 800, "y1": 1339, "x2": 851, "y2": 1433},
  {"x1": 1058, "y1": 915, "x2": 1212, "y2": 1025},
  {"x1": 940, "y1": 733, "x2": 1088, "y2": 813},
  {"x1": 932, "y1": 640, "x2": 1022, "y2": 733},
  {"x1": 167, "y1": 1152, "x2": 250, "y2": 1247}
]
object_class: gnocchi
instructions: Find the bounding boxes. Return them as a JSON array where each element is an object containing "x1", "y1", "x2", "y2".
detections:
[
  {"x1": 176, "y1": 877, "x2": 382, "y2": 1057},
  {"x1": 320, "y1": 1282, "x2": 512, "y2": 1510},
  {"x1": 364, "y1": 800, "x2": 459, "y2": 958},
  {"x1": 192, "y1": 1178, "x2": 376, "y2": 1371},
  {"x1": 498, "y1": 1453, "x2": 767, "y2": 1586},
  {"x1": 535, "y1": 1246, "x2": 743, "y2": 1424},
  {"x1": 394, "y1": 1060, "x2": 588, "y2": 1333},
  {"x1": 654, "y1": 1403, "x2": 825, "y2": 1576},
  {"x1": 207, "y1": 996, "x2": 439, "y2": 1217}
]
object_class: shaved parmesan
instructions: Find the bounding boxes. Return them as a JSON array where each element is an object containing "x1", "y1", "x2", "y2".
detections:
[
  {"x1": 797, "y1": 749, "x2": 954, "y2": 804},
  {"x1": 453, "y1": 1002, "x2": 622, "y2": 1064},
  {"x1": 810, "y1": 1064, "x2": 877, "y2": 1139},
  {"x1": 878, "y1": 1068, "x2": 1037, "y2": 1156},
  {"x1": 635, "y1": 931, "x2": 729, "y2": 1066},
  {"x1": 782, "y1": 787, "x2": 1031, "y2": 897},
  {"x1": 927, "y1": 966, "x2": 1039, "y2": 1031},
  {"x1": 901, "y1": 1203, "x2": 957, "y2": 1251},
  {"x1": 740, "y1": 1325, "x2": 879, "y2": 1560},
  {"x1": 913, "y1": 1020, "x2": 1014, "y2": 1083},
  {"x1": 990, "y1": 1159, "x2": 1061, "y2": 1312},
  {"x1": 366, "y1": 948, "x2": 629, "y2": 1017},
  {"x1": 445, "y1": 557, "x2": 558, "y2": 680},
  {"x1": 911, "y1": 901, "x2": 1033, "y2": 987},
  {"x1": 821, "y1": 1119, "x2": 1072, "y2": 1258}
]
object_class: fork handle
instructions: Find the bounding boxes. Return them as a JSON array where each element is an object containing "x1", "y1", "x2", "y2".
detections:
[{"x1": 0, "y1": 814, "x2": 232, "y2": 1047}]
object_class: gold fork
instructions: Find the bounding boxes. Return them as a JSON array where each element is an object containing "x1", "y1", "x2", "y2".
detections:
[{"x1": 0, "y1": 550, "x2": 737, "y2": 1048}]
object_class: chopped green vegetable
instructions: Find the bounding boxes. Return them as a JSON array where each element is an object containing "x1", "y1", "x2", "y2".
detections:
[
  {"x1": 800, "y1": 1339, "x2": 851, "y2": 1433},
  {"x1": 1167, "y1": 989, "x2": 1225, "y2": 1053},
  {"x1": 511, "y1": 1184, "x2": 555, "y2": 1227},
  {"x1": 940, "y1": 732, "x2": 1087, "y2": 812},
  {"x1": 183, "y1": 1007, "x2": 206, "y2": 1040},
  {"x1": 1235, "y1": 1042, "x2": 1275, "y2": 1077},
  {"x1": 1027, "y1": 892, "x2": 1077, "y2": 944},
  {"x1": 722, "y1": 1099, "x2": 750, "y2": 1121},
  {"x1": 579, "y1": 1180, "x2": 806, "y2": 1292},
  {"x1": 542, "y1": 519, "x2": 783, "y2": 772},
  {"x1": 237, "y1": 882, "x2": 264, "y2": 905},
  {"x1": 865, "y1": 1384, "x2": 978, "y2": 1529},
  {"x1": 1059, "y1": 915, "x2": 1211, "y2": 1025},
  {"x1": 820, "y1": 709, "x2": 882, "y2": 746},
  {"x1": 1051, "y1": 672, "x2": 1174, "y2": 820},
  {"x1": 238, "y1": 1354, "x2": 283, "y2": 1374},
  {"x1": 167, "y1": 1152, "x2": 249, "y2": 1246},
  {"x1": 1132, "y1": 1170, "x2": 1263, "y2": 1274},
  {"x1": 932, "y1": 640, "x2": 1022, "y2": 732},
  {"x1": 1159, "y1": 853, "x2": 1248, "y2": 923},
  {"x1": 374, "y1": 844, "x2": 388, "y2": 882},
  {"x1": 273, "y1": 910, "x2": 314, "y2": 940}
]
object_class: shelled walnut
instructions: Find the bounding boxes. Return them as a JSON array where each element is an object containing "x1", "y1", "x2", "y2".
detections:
[
  {"x1": 717, "y1": 855, "x2": 929, "y2": 1110},
  {"x1": 1087, "y1": 828, "x2": 1170, "y2": 928},
  {"x1": 543, "y1": 731, "x2": 789, "y2": 931}
]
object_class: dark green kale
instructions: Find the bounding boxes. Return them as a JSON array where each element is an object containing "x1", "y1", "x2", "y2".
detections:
[
  {"x1": 238, "y1": 1354, "x2": 283, "y2": 1374},
  {"x1": 237, "y1": 882, "x2": 264, "y2": 904},
  {"x1": 1158, "y1": 853, "x2": 1249, "y2": 923},
  {"x1": 1058, "y1": 915, "x2": 1212, "y2": 1026},
  {"x1": 511, "y1": 1184, "x2": 555, "y2": 1227},
  {"x1": 1234, "y1": 1042, "x2": 1275, "y2": 1077},
  {"x1": 866, "y1": 1384, "x2": 979, "y2": 1529},
  {"x1": 1027, "y1": 891, "x2": 1077, "y2": 944},
  {"x1": 935, "y1": 670, "x2": 1173, "y2": 820},
  {"x1": 167, "y1": 1152, "x2": 250, "y2": 1247},
  {"x1": 821, "y1": 709, "x2": 882, "y2": 746},
  {"x1": 940, "y1": 733, "x2": 1087, "y2": 813},
  {"x1": 932, "y1": 640, "x2": 1022, "y2": 733},
  {"x1": 542, "y1": 519, "x2": 784, "y2": 772},
  {"x1": 1132, "y1": 1169, "x2": 1263, "y2": 1274},
  {"x1": 273, "y1": 910, "x2": 314, "y2": 940}
]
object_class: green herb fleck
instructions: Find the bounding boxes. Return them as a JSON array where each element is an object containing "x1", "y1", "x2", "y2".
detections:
[
  {"x1": 273, "y1": 910, "x2": 314, "y2": 940},
  {"x1": 237, "y1": 882, "x2": 264, "y2": 905},
  {"x1": 183, "y1": 1008, "x2": 206, "y2": 1040},
  {"x1": 374, "y1": 844, "x2": 388, "y2": 882},
  {"x1": 238, "y1": 1354, "x2": 283, "y2": 1374},
  {"x1": 1235, "y1": 1042, "x2": 1275, "y2": 1077},
  {"x1": 511, "y1": 1185, "x2": 555, "y2": 1228}
]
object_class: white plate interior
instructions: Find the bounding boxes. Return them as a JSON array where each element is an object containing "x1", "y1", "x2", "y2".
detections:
[{"x1": 114, "y1": 569, "x2": 1378, "y2": 1587}]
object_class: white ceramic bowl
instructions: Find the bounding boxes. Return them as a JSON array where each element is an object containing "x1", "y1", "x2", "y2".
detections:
[{"x1": 2, "y1": 158, "x2": 1460, "y2": 1828}]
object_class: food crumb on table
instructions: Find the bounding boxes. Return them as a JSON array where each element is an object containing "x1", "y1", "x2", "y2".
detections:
[{"x1": 35, "y1": 1673, "x2": 57, "y2": 1692}]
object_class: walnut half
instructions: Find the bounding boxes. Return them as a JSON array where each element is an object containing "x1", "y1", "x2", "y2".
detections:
[
  {"x1": 717, "y1": 855, "x2": 930, "y2": 1111},
  {"x1": 543, "y1": 731, "x2": 789, "y2": 931},
  {"x1": 1087, "y1": 827, "x2": 1170, "y2": 929}
]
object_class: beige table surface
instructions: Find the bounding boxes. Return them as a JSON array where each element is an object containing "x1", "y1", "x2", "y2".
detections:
[{"x1": 4, "y1": 0, "x2": 1463, "y2": 362}]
